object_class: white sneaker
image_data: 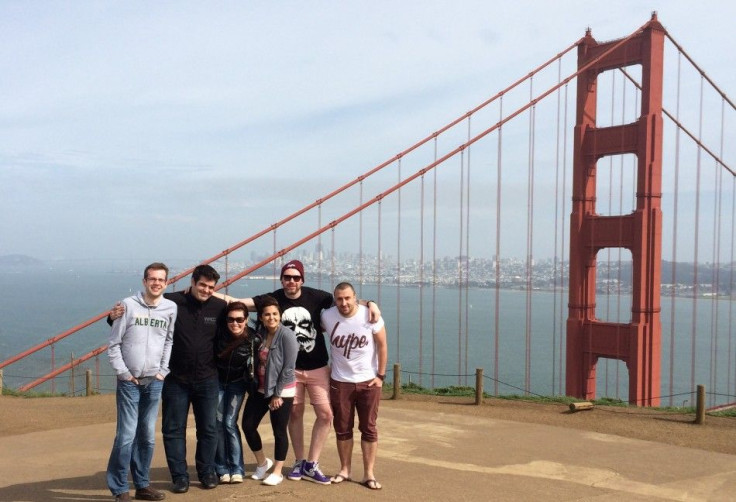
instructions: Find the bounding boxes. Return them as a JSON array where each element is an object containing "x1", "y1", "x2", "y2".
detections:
[
  {"x1": 262, "y1": 473, "x2": 284, "y2": 486},
  {"x1": 219, "y1": 474, "x2": 231, "y2": 484},
  {"x1": 251, "y1": 458, "x2": 273, "y2": 480},
  {"x1": 230, "y1": 474, "x2": 243, "y2": 483}
]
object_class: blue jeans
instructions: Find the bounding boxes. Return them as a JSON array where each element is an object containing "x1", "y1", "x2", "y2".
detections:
[
  {"x1": 161, "y1": 375, "x2": 219, "y2": 483},
  {"x1": 215, "y1": 380, "x2": 248, "y2": 476},
  {"x1": 106, "y1": 378, "x2": 163, "y2": 496}
]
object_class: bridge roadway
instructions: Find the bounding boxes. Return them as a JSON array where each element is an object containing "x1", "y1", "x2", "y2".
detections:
[{"x1": 1, "y1": 397, "x2": 735, "y2": 501}]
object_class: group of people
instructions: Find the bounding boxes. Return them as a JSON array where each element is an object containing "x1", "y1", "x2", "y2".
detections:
[{"x1": 105, "y1": 260, "x2": 388, "y2": 501}]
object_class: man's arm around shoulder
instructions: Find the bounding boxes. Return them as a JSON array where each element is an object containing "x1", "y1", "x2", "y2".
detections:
[{"x1": 211, "y1": 291, "x2": 256, "y2": 311}]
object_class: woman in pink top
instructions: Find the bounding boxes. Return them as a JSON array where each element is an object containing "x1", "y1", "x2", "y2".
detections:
[{"x1": 241, "y1": 295, "x2": 298, "y2": 486}]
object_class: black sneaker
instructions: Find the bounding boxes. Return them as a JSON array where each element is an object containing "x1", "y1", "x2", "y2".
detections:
[
  {"x1": 171, "y1": 478, "x2": 189, "y2": 494},
  {"x1": 201, "y1": 472, "x2": 219, "y2": 489}
]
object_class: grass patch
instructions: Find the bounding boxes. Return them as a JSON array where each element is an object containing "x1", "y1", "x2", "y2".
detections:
[
  {"x1": 398, "y1": 382, "x2": 476, "y2": 396},
  {"x1": 1, "y1": 387, "x2": 67, "y2": 398},
  {"x1": 435, "y1": 386, "x2": 475, "y2": 396},
  {"x1": 393, "y1": 383, "x2": 702, "y2": 414},
  {"x1": 495, "y1": 394, "x2": 577, "y2": 405},
  {"x1": 710, "y1": 408, "x2": 736, "y2": 417},
  {"x1": 593, "y1": 397, "x2": 628, "y2": 407}
]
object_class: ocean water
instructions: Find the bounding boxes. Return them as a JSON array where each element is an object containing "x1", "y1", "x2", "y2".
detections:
[{"x1": 1, "y1": 270, "x2": 734, "y2": 406}]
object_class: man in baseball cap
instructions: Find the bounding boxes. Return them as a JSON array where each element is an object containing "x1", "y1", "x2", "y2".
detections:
[{"x1": 218, "y1": 259, "x2": 381, "y2": 485}]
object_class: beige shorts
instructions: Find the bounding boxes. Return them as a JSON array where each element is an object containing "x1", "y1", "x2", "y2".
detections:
[{"x1": 293, "y1": 366, "x2": 331, "y2": 406}]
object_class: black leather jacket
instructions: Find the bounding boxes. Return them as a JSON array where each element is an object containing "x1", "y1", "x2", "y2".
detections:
[{"x1": 215, "y1": 326, "x2": 260, "y2": 384}]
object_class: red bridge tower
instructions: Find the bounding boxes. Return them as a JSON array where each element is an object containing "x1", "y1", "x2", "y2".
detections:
[{"x1": 567, "y1": 15, "x2": 665, "y2": 406}]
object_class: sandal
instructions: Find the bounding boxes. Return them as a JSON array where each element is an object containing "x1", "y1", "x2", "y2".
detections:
[
  {"x1": 360, "y1": 479, "x2": 382, "y2": 490},
  {"x1": 331, "y1": 473, "x2": 351, "y2": 484}
]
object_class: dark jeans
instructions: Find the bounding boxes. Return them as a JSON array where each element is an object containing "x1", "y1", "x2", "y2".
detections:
[
  {"x1": 242, "y1": 391, "x2": 293, "y2": 462},
  {"x1": 162, "y1": 375, "x2": 219, "y2": 482}
]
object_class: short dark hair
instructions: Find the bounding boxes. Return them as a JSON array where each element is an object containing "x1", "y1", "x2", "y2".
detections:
[
  {"x1": 144, "y1": 262, "x2": 169, "y2": 280},
  {"x1": 257, "y1": 295, "x2": 281, "y2": 317},
  {"x1": 334, "y1": 282, "x2": 355, "y2": 295},
  {"x1": 192, "y1": 264, "x2": 220, "y2": 284}
]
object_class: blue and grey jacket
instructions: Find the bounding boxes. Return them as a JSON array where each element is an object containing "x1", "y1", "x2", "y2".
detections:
[
  {"x1": 257, "y1": 324, "x2": 298, "y2": 398},
  {"x1": 108, "y1": 291, "x2": 177, "y2": 381}
]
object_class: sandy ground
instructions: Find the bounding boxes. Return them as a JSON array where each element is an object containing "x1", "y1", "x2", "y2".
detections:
[
  {"x1": 2, "y1": 392, "x2": 735, "y2": 454},
  {"x1": 3, "y1": 392, "x2": 736, "y2": 501}
]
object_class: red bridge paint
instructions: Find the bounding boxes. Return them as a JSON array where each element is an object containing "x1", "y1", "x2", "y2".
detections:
[{"x1": 567, "y1": 14, "x2": 665, "y2": 406}]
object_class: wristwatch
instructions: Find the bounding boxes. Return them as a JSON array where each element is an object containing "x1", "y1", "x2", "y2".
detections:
[{"x1": 377, "y1": 373, "x2": 386, "y2": 381}]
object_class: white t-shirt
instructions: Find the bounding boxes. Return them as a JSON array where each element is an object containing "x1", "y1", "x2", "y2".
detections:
[{"x1": 322, "y1": 304, "x2": 385, "y2": 383}]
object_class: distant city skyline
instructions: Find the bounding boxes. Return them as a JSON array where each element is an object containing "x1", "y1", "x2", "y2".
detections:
[{"x1": 4, "y1": 248, "x2": 731, "y2": 298}]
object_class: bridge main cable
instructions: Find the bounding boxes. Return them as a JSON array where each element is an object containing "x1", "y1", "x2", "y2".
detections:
[{"x1": 220, "y1": 19, "x2": 656, "y2": 289}]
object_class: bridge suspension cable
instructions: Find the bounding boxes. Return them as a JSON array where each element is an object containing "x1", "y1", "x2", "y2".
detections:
[{"x1": 2, "y1": 20, "x2": 644, "y2": 392}]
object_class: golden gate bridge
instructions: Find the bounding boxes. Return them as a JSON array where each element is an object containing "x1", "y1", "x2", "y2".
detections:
[{"x1": 2, "y1": 14, "x2": 735, "y2": 408}]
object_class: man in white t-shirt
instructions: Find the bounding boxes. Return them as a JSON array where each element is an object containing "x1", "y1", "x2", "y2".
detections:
[{"x1": 321, "y1": 282, "x2": 387, "y2": 491}]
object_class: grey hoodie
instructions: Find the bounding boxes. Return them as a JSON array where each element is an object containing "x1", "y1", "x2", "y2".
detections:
[{"x1": 108, "y1": 291, "x2": 177, "y2": 381}]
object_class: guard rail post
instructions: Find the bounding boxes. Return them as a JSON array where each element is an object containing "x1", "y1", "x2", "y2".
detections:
[
  {"x1": 475, "y1": 368, "x2": 483, "y2": 405},
  {"x1": 86, "y1": 369, "x2": 93, "y2": 396},
  {"x1": 695, "y1": 384, "x2": 706, "y2": 424},
  {"x1": 392, "y1": 363, "x2": 401, "y2": 400}
]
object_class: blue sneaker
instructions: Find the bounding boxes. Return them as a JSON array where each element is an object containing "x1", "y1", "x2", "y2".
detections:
[
  {"x1": 287, "y1": 460, "x2": 303, "y2": 481},
  {"x1": 301, "y1": 461, "x2": 331, "y2": 485}
]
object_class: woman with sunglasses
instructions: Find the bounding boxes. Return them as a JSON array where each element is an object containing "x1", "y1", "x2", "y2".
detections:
[
  {"x1": 242, "y1": 295, "x2": 298, "y2": 486},
  {"x1": 214, "y1": 301, "x2": 260, "y2": 484}
]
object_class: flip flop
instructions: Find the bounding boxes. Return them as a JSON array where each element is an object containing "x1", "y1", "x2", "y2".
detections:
[
  {"x1": 360, "y1": 479, "x2": 382, "y2": 490},
  {"x1": 331, "y1": 474, "x2": 351, "y2": 484}
]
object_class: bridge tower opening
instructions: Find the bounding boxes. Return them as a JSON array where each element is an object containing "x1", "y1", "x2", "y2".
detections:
[{"x1": 566, "y1": 14, "x2": 665, "y2": 406}]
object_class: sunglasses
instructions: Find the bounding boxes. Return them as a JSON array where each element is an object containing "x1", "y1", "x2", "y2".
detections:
[
  {"x1": 227, "y1": 316, "x2": 246, "y2": 324},
  {"x1": 282, "y1": 275, "x2": 302, "y2": 282}
]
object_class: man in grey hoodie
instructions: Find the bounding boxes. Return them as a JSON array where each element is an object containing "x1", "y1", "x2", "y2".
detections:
[{"x1": 107, "y1": 262, "x2": 177, "y2": 502}]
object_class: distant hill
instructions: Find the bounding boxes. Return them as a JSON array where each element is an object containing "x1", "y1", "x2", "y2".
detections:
[{"x1": 0, "y1": 254, "x2": 45, "y2": 269}]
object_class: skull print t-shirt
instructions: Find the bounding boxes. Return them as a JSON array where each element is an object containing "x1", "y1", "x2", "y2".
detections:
[{"x1": 254, "y1": 286, "x2": 333, "y2": 371}]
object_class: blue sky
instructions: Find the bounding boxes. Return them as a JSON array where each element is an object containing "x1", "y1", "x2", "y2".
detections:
[{"x1": 1, "y1": 1, "x2": 734, "y2": 264}]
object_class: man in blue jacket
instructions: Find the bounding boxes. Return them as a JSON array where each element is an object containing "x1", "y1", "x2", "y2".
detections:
[{"x1": 217, "y1": 260, "x2": 381, "y2": 486}]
